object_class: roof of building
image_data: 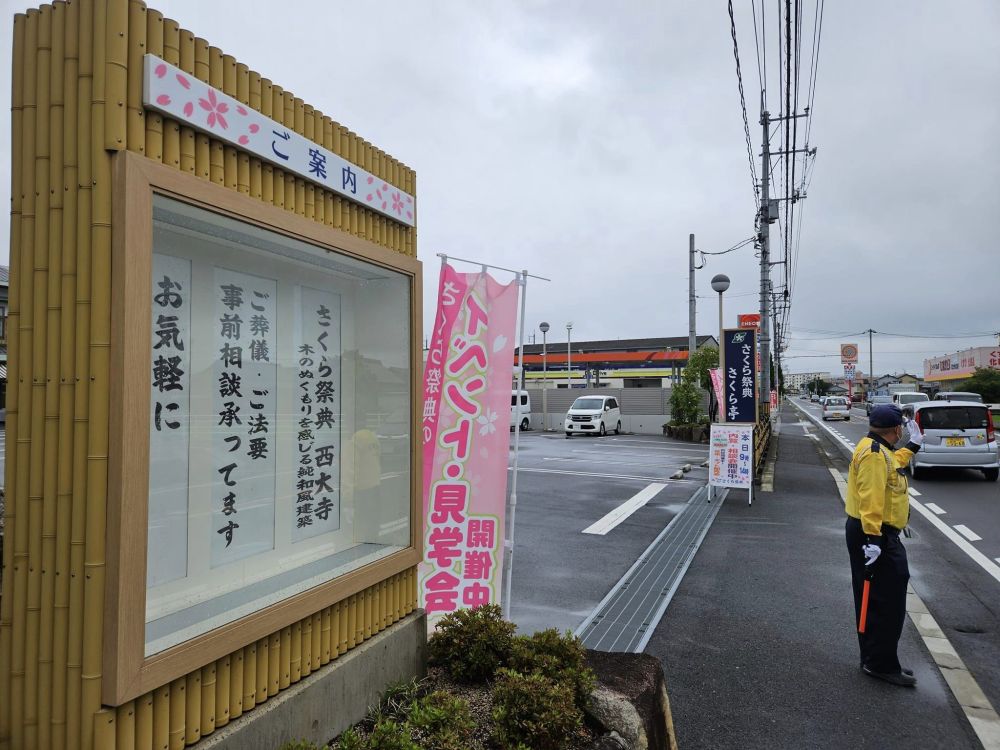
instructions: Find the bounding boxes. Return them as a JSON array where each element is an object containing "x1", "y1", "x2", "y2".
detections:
[{"x1": 518, "y1": 335, "x2": 717, "y2": 356}]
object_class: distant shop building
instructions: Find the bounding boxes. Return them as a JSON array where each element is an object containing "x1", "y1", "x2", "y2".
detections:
[
  {"x1": 515, "y1": 335, "x2": 718, "y2": 388},
  {"x1": 924, "y1": 347, "x2": 1000, "y2": 384}
]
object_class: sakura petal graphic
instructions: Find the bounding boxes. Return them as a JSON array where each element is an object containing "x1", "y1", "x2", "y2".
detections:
[
  {"x1": 142, "y1": 53, "x2": 415, "y2": 226},
  {"x1": 492, "y1": 334, "x2": 508, "y2": 353}
]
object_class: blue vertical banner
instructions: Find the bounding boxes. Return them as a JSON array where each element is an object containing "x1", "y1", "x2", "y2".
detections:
[{"x1": 723, "y1": 328, "x2": 757, "y2": 423}]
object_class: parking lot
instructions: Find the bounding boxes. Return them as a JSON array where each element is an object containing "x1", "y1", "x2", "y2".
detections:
[{"x1": 505, "y1": 429, "x2": 710, "y2": 635}]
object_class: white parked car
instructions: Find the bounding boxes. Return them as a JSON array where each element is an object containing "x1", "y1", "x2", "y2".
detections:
[
  {"x1": 564, "y1": 395, "x2": 621, "y2": 438},
  {"x1": 510, "y1": 390, "x2": 531, "y2": 431},
  {"x1": 822, "y1": 396, "x2": 851, "y2": 421}
]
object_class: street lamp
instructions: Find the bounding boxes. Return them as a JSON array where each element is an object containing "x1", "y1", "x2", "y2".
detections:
[
  {"x1": 710, "y1": 274, "x2": 730, "y2": 424},
  {"x1": 566, "y1": 322, "x2": 573, "y2": 390},
  {"x1": 540, "y1": 322, "x2": 550, "y2": 430},
  {"x1": 711, "y1": 274, "x2": 730, "y2": 340}
]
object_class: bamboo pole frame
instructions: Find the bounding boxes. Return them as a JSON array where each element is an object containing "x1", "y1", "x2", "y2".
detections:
[
  {"x1": 24, "y1": 8, "x2": 54, "y2": 747},
  {"x1": 52, "y1": 2, "x2": 80, "y2": 746},
  {"x1": 67, "y1": 2, "x2": 95, "y2": 747},
  {"x1": 3, "y1": 5, "x2": 421, "y2": 745},
  {"x1": 39, "y1": 5, "x2": 67, "y2": 748},
  {"x1": 0, "y1": 13, "x2": 27, "y2": 750}
]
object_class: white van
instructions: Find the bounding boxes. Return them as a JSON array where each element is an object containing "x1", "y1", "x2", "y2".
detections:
[
  {"x1": 511, "y1": 390, "x2": 531, "y2": 431},
  {"x1": 564, "y1": 395, "x2": 621, "y2": 438}
]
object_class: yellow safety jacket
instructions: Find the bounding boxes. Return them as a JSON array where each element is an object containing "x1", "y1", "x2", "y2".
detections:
[{"x1": 845, "y1": 433, "x2": 916, "y2": 536}]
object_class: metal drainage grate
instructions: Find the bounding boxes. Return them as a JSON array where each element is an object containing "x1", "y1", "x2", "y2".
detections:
[{"x1": 575, "y1": 484, "x2": 727, "y2": 653}]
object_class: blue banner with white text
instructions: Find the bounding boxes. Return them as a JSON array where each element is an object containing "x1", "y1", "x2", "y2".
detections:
[{"x1": 723, "y1": 328, "x2": 757, "y2": 423}]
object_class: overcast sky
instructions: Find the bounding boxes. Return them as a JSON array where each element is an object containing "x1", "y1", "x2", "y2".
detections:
[{"x1": 2, "y1": 0, "x2": 998, "y2": 379}]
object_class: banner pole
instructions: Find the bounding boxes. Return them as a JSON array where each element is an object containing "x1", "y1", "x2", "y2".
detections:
[{"x1": 501, "y1": 270, "x2": 528, "y2": 620}]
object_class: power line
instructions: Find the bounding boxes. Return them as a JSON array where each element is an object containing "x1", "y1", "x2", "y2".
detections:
[
  {"x1": 701, "y1": 235, "x2": 757, "y2": 256},
  {"x1": 728, "y1": 0, "x2": 760, "y2": 208}
]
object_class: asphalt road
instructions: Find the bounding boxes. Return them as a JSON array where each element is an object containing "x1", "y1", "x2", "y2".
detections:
[
  {"x1": 506, "y1": 430, "x2": 709, "y2": 636},
  {"x1": 791, "y1": 398, "x2": 1000, "y2": 719},
  {"x1": 795, "y1": 398, "x2": 1000, "y2": 565}
]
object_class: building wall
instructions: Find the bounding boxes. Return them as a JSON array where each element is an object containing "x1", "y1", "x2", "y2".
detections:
[{"x1": 0, "y1": 3, "x2": 418, "y2": 749}]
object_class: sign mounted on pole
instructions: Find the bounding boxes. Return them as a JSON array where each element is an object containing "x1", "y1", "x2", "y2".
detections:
[
  {"x1": 844, "y1": 364, "x2": 857, "y2": 381},
  {"x1": 738, "y1": 313, "x2": 761, "y2": 331},
  {"x1": 722, "y1": 328, "x2": 758, "y2": 423},
  {"x1": 841, "y1": 343, "x2": 859, "y2": 364},
  {"x1": 143, "y1": 55, "x2": 416, "y2": 227}
]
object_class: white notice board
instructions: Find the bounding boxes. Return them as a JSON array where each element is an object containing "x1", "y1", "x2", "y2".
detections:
[{"x1": 709, "y1": 424, "x2": 754, "y2": 489}]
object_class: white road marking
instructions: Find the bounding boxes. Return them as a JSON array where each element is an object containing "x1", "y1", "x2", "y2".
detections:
[
  {"x1": 924, "y1": 503, "x2": 946, "y2": 515},
  {"x1": 508, "y1": 466, "x2": 696, "y2": 483},
  {"x1": 908, "y1": 487, "x2": 921, "y2": 496},
  {"x1": 825, "y1": 457, "x2": 1000, "y2": 748},
  {"x1": 794, "y1": 399, "x2": 1000, "y2": 588},
  {"x1": 953, "y1": 524, "x2": 983, "y2": 542},
  {"x1": 582, "y1": 482, "x2": 668, "y2": 535}
]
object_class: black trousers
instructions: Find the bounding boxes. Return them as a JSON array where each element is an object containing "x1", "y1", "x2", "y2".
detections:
[{"x1": 845, "y1": 516, "x2": 910, "y2": 673}]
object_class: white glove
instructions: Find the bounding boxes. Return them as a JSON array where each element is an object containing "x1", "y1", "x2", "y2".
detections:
[
  {"x1": 863, "y1": 543, "x2": 881, "y2": 566},
  {"x1": 906, "y1": 418, "x2": 923, "y2": 446}
]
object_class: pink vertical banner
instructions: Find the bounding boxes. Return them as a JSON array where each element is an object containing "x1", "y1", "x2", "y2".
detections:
[
  {"x1": 420, "y1": 262, "x2": 519, "y2": 623},
  {"x1": 708, "y1": 368, "x2": 724, "y2": 416}
]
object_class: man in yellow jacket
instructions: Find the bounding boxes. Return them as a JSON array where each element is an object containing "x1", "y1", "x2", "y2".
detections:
[{"x1": 845, "y1": 403, "x2": 923, "y2": 687}]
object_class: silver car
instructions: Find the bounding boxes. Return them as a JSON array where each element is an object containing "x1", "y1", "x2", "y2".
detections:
[{"x1": 909, "y1": 401, "x2": 998, "y2": 481}]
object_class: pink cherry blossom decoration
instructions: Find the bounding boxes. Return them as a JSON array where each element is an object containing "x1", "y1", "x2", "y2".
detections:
[
  {"x1": 199, "y1": 90, "x2": 229, "y2": 129},
  {"x1": 238, "y1": 135, "x2": 249, "y2": 145},
  {"x1": 248, "y1": 124, "x2": 259, "y2": 133},
  {"x1": 367, "y1": 176, "x2": 374, "y2": 184},
  {"x1": 156, "y1": 94, "x2": 171, "y2": 106},
  {"x1": 237, "y1": 105, "x2": 248, "y2": 115},
  {"x1": 183, "y1": 102, "x2": 194, "y2": 117},
  {"x1": 366, "y1": 194, "x2": 373, "y2": 202},
  {"x1": 155, "y1": 63, "x2": 167, "y2": 78},
  {"x1": 176, "y1": 74, "x2": 190, "y2": 90}
]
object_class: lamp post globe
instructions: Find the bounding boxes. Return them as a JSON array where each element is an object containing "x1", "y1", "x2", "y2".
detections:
[
  {"x1": 539, "y1": 322, "x2": 550, "y2": 429},
  {"x1": 710, "y1": 274, "x2": 731, "y2": 294}
]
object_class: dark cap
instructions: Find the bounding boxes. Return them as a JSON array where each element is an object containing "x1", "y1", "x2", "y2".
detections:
[{"x1": 869, "y1": 404, "x2": 904, "y2": 428}]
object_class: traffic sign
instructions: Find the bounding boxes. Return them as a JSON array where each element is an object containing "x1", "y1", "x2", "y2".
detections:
[
  {"x1": 844, "y1": 363, "x2": 856, "y2": 381},
  {"x1": 841, "y1": 343, "x2": 859, "y2": 364}
]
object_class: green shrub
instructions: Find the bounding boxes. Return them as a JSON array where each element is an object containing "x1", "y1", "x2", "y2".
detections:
[
  {"x1": 279, "y1": 740, "x2": 322, "y2": 750},
  {"x1": 367, "y1": 677, "x2": 424, "y2": 726},
  {"x1": 428, "y1": 603, "x2": 516, "y2": 682},
  {"x1": 508, "y1": 628, "x2": 595, "y2": 710},
  {"x1": 332, "y1": 728, "x2": 364, "y2": 750},
  {"x1": 669, "y1": 380, "x2": 702, "y2": 425},
  {"x1": 367, "y1": 720, "x2": 420, "y2": 750},
  {"x1": 407, "y1": 691, "x2": 475, "y2": 750},
  {"x1": 492, "y1": 668, "x2": 582, "y2": 750}
]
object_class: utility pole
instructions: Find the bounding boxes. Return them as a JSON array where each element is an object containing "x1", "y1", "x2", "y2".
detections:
[
  {"x1": 759, "y1": 111, "x2": 773, "y2": 404},
  {"x1": 868, "y1": 328, "x2": 875, "y2": 399},
  {"x1": 688, "y1": 233, "x2": 697, "y2": 357}
]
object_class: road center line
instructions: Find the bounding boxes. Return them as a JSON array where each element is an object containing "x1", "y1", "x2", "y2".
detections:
[
  {"x1": 953, "y1": 524, "x2": 983, "y2": 542},
  {"x1": 924, "y1": 502, "x2": 946, "y2": 515},
  {"x1": 582, "y1": 483, "x2": 668, "y2": 535}
]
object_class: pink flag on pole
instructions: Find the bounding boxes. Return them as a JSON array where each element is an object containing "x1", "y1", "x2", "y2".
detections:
[
  {"x1": 419, "y1": 262, "x2": 519, "y2": 622},
  {"x1": 708, "y1": 367, "x2": 724, "y2": 416}
]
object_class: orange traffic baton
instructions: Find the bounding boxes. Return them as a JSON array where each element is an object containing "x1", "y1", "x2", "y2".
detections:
[{"x1": 858, "y1": 579, "x2": 871, "y2": 633}]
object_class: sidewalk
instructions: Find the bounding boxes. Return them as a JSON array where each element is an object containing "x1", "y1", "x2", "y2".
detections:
[{"x1": 645, "y1": 413, "x2": 981, "y2": 749}]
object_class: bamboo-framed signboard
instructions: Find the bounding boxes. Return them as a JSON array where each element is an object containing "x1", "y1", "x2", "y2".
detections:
[{"x1": 103, "y1": 152, "x2": 423, "y2": 705}]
